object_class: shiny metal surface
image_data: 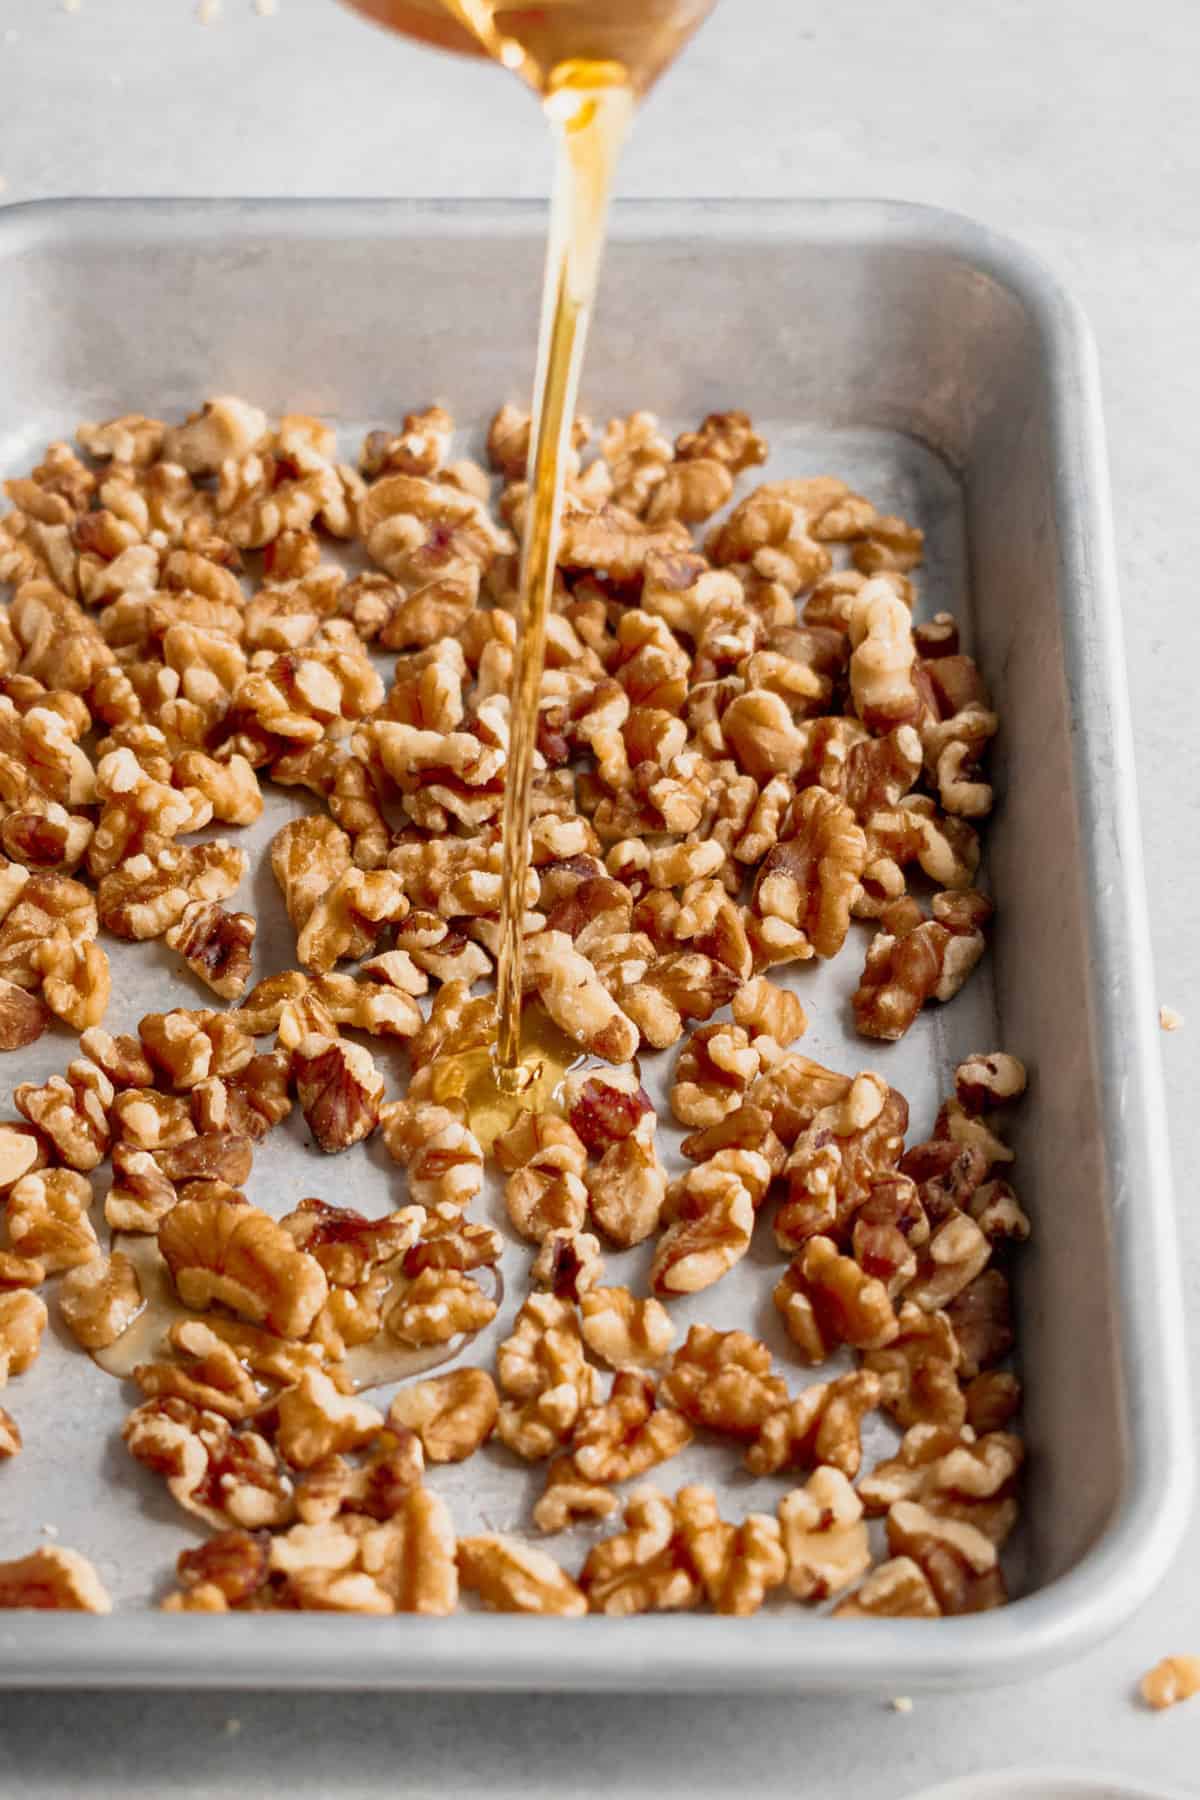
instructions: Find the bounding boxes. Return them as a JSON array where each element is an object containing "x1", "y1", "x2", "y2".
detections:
[{"x1": 0, "y1": 197, "x2": 1186, "y2": 1689}]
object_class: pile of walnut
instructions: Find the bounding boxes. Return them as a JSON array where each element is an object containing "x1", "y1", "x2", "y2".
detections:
[{"x1": 0, "y1": 397, "x2": 1022, "y2": 1619}]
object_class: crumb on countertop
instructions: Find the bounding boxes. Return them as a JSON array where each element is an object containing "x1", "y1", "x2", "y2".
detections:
[
  {"x1": 889, "y1": 1695, "x2": 914, "y2": 1714},
  {"x1": 1141, "y1": 1656, "x2": 1200, "y2": 1710},
  {"x1": 1159, "y1": 1005, "x2": 1184, "y2": 1032}
]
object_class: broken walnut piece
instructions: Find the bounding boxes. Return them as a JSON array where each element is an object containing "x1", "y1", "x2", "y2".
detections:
[
  {"x1": 123, "y1": 1394, "x2": 294, "y2": 1530},
  {"x1": 380, "y1": 1099, "x2": 484, "y2": 1210},
  {"x1": 864, "y1": 1301, "x2": 964, "y2": 1431},
  {"x1": 731, "y1": 975, "x2": 808, "y2": 1047},
  {"x1": 275, "y1": 1369, "x2": 385, "y2": 1470},
  {"x1": 885, "y1": 1499, "x2": 1006, "y2": 1615},
  {"x1": 669, "y1": 1022, "x2": 761, "y2": 1130},
  {"x1": 292, "y1": 1430, "x2": 426, "y2": 1526},
  {"x1": 7, "y1": 1168, "x2": 99, "y2": 1272},
  {"x1": 832, "y1": 1556, "x2": 941, "y2": 1619},
  {"x1": 651, "y1": 1152, "x2": 761, "y2": 1296},
  {"x1": 0, "y1": 1408, "x2": 19, "y2": 1458},
  {"x1": 674, "y1": 1485, "x2": 788, "y2": 1617},
  {"x1": 751, "y1": 787, "x2": 867, "y2": 963},
  {"x1": 387, "y1": 1368, "x2": 498, "y2": 1464},
  {"x1": 164, "y1": 901, "x2": 256, "y2": 1001},
  {"x1": 14, "y1": 1059, "x2": 113, "y2": 1171},
  {"x1": 774, "y1": 1235, "x2": 900, "y2": 1364},
  {"x1": 158, "y1": 1193, "x2": 329, "y2": 1339},
  {"x1": 0, "y1": 979, "x2": 49, "y2": 1051},
  {"x1": 292, "y1": 1033, "x2": 383, "y2": 1153},
  {"x1": 383, "y1": 1267, "x2": 497, "y2": 1348},
  {"x1": 853, "y1": 890, "x2": 992, "y2": 1041},
  {"x1": 1141, "y1": 1656, "x2": 1200, "y2": 1712},
  {"x1": 569, "y1": 1370, "x2": 693, "y2": 1485},
  {"x1": 0, "y1": 1546, "x2": 112, "y2": 1613},
  {"x1": 578, "y1": 1285, "x2": 675, "y2": 1370},
  {"x1": 270, "y1": 815, "x2": 352, "y2": 933},
  {"x1": 585, "y1": 1110, "x2": 669, "y2": 1250},
  {"x1": 746, "y1": 1369, "x2": 880, "y2": 1479},
  {"x1": 532, "y1": 1457, "x2": 620, "y2": 1534},
  {"x1": 494, "y1": 1292, "x2": 601, "y2": 1461},
  {"x1": 579, "y1": 1487, "x2": 700, "y2": 1617},
  {"x1": 660, "y1": 1325, "x2": 788, "y2": 1439},
  {"x1": 58, "y1": 1252, "x2": 143, "y2": 1353},
  {"x1": 457, "y1": 1535, "x2": 587, "y2": 1617},
  {"x1": 531, "y1": 1228, "x2": 605, "y2": 1302},
  {"x1": 0, "y1": 1289, "x2": 48, "y2": 1385},
  {"x1": 779, "y1": 1465, "x2": 872, "y2": 1602}
]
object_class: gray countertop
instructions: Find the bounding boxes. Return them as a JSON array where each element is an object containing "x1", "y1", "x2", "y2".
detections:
[{"x1": 1, "y1": 0, "x2": 1198, "y2": 1794}]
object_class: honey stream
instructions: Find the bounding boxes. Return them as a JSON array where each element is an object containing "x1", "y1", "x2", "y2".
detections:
[{"x1": 347, "y1": 0, "x2": 714, "y2": 1142}]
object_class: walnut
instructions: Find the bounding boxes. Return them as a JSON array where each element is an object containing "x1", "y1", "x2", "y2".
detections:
[
  {"x1": 842, "y1": 579, "x2": 923, "y2": 731},
  {"x1": 6, "y1": 1168, "x2": 98, "y2": 1272},
  {"x1": 906, "y1": 1210, "x2": 992, "y2": 1312},
  {"x1": 401, "y1": 1204, "x2": 501, "y2": 1279},
  {"x1": 944, "y1": 1270, "x2": 1014, "y2": 1378},
  {"x1": 380, "y1": 1099, "x2": 483, "y2": 1210},
  {"x1": 0, "y1": 1408, "x2": 20, "y2": 1458},
  {"x1": 853, "y1": 891, "x2": 991, "y2": 1040},
  {"x1": 271, "y1": 815, "x2": 352, "y2": 932},
  {"x1": 139, "y1": 1008, "x2": 253, "y2": 1089},
  {"x1": 235, "y1": 646, "x2": 384, "y2": 748},
  {"x1": 885, "y1": 1500, "x2": 1005, "y2": 1614},
  {"x1": 746, "y1": 1370, "x2": 881, "y2": 1479},
  {"x1": 35, "y1": 936, "x2": 111, "y2": 1032},
  {"x1": 954, "y1": 1050, "x2": 1028, "y2": 1113},
  {"x1": 384, "y1": 1267, "x2": 497, "y2": 1348},
  {"x1": 0, "y1": 1289, "x2": 48, "y2": 1384},
  {"x1": 579, "y1": 1488, "x2": 701, "y2": 1616},
  {"x1": 292, "y1": 1431, "x2": 426, "y2": 1525},
  {"x1": 163, "y1": 395, "x2": 267, "y2": 474},
  {"x1": 651, "y1": 1155, "x2": 758, "y2": 1296},
  {"x1": 859, "y1": 1423, "x2": 1022, "y2": 1551},
  {"x1": 532, "y1": 1457, "x2": 620, "y2": 1534},
  {"x1": 1141, "y1": 1656, "x2": 1200, "y2": 1711},
  {"x1": 102, "y1": 1148, "x2": 173, "y2": 1232},
  {"x1": 97, "y1": 839, "x2": 246, "y2": 940},
  {"x1": 522, "y1": 931, "x2": 638, "y2": 1064},
  {"x1": 164, "y1": 901, "x2": 256, "y2": 1000},
  {"x1": 174, "y1": 1530, "x2": 272, "y2": 1609},
  {"x1": 661, "y1": 1325, "x2": 788, "y2": 1438},
  {"x1": 0, "y1": 870, "x2": 96, "y2": 988},
  {"x1": 358, "y1": 473, "x2": 511, "y2": 644},
  {"x1": 14, "y1": 1060, "x2": 113, "y2": 1171},
  {"x1": 585, "y1": 1112, "x2": 668, "y2": 1249},
  {"x1": 387, "y1": 1368, "x2": 498, "y2": 1463},
  {"x1": 570, "y1": 1370, "x2": 693, "y2": 1484},
  {"x1": 731, "y1": 975, "x2": 808, "y2": 1047},
  {"x1": 599, "y1": 411, "x2": 674, "y2": 515},
  {"x1": 674, "y1": 1486, "x2": 788, "y2": 1616},
  {"x1": 0, "y1": 979, "x2": 49, "y2": 1050},
  {"x1": 123, "y1": 1395, "x2": 294, "y2": 1530},
  {"x1": 964, "y1": 1369, "x2": 1022, "y2": 1434},
  {"x1": 296, "y1": 866, "x2": 409, "y2": 973},
  {"x1": 530, "y1": 1227, "x2": 605, "y2": 1301},
  {"x1": 849, "y1": 1173, "x2": 930, "y2": 1295},
  {"x1": 707, "y1": 481, "x2": 838, "y2": 596},
  {"x1": 194, "y1": 1052, "x2": 292, "y2": 1142},
  {"x1": 562, "y1": 1065, "x2": 653, "y2": 1155},
  {"x1": 494, "y1": 1293, "x2": 601, "y2": 1461},
  {"x1": 110, "y1": 1087, "x2": 195, "y2": 1151},
  {"x1": 361, "y1": 405, "x2": 454, "y2": 479},
  {"x1": 775, "y1": 1072, "x2": 908, "y2": 1250},
  {"x1": 504, "y1": 1159, "x2": 589, "y2": 1243},
  {"x1": 0, "y1": 1250, "x2": 44, "y2": 1288},
  {"x1": 292, "y1": 1033, "x2": 383, "y2": 1153},
  {"x1": 158, "y1": 1193, "x2": 328, "y2": 1338},
  {"x1": 864, "y1": 1301, "x2": 964, "y2": 1430},
  {"x1": 750, "y1": 787, "x2": 866, "y2": 967},
  {"x1": 78, "y1": 411, "x2": 165, "y2": 466},
  {"x1": 779, "y1": 1465, "x2": 872, "y2": 1601},
  {"x1": 578, "y1": 1285, "x2": 675, "y2": 1370},
  {"x1": 0, "y1": 1546, "x2": 112, "y2": 1613},
  {"x1": 669, "y1": 1022, "x2": 761, "y2": 1129},
  {"x1": 831, "y1": 1556, "x2": 941, "y2": 1618},
  {"x1": 275, "y1": 1370, "x2": 385, "y2": 1470},
  {"x1": 280, "y1": 1195, "x2": 420, "y2": 1288},
  {"x1": 0, "y1": 1124, "x2": 44, "y2": 1191},
  {"x1": 675, "y1": 410, "x2": 768, "y2": 473},
  {"x1": 774, "y1": 1235, "x2": 899, "y2": 1363},
  {"x1": 457, "y1": 1536, "x2": 587, "y2": 1616}
]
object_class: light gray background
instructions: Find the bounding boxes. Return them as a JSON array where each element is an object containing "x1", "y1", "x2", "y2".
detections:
[{"x1": 0, "y1": 0, "x2": 1197, "y2": 1795}]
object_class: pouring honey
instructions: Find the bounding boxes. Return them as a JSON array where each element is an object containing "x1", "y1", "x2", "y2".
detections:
[{"x1": 344, "y1": 0, "x2": 716, "y2": 1144}]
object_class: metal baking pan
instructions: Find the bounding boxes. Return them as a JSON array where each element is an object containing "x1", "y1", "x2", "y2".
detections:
[{"x1": 0, "y1": 196, "x2": 1188, "y2": 1690}]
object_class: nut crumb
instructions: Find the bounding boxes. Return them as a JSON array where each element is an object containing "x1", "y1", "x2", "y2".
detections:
[
  {"x1": 1141, "y1": 1655, "x2": 1200, "y2": 1711},
  {"x1": 889, "y1": 1695, "x2": 914, "y2": 1714},
  {"x1": 1159, "y1": 1005, "x2": 1184, "y2": 1032}
]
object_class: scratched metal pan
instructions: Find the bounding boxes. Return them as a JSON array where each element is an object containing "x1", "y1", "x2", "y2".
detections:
[{"x1": 0, "y1": 197, "x2": 1188, "y2": 1690}]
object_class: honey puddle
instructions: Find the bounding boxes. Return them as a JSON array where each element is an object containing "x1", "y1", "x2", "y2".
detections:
[
  {"x1": 430, "y1": 1007, "x2": 586, "y2": 1152},
  {"x1": 93, "y1": 1233, "x2": 500, "y2": 1393}
]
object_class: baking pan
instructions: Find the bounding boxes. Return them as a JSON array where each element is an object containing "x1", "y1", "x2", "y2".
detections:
[{"x1": 0, "y1": 197, "x2": 1188, "y2": 1690}]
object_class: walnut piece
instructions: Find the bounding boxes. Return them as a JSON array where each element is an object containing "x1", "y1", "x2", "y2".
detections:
[
  {"x1": 7, "y1": 1168, "x2": 98, "y2": 1272},
  {"x1": 578, "y1": 1285, "x2": 675, "y2": 1369},
  {"x1": 164, "y1": 901, "x2": 256, "y2": 1000},
  {"x1": 779, "y1": 1466, "x2": 872, "y2": 1601},
  {"x1": 1141, "y1": 1656, "x2": 1200, "y2": 1711},
  {"x1": 457, "y1": 1535, "x2": 586, "y2": 1616},
  {"x1": 0, "y1": 1289, "x2": 48, "y2": 1384},
  {"x1": 660, "y1": 1325, "x2": 788, "y2": 1439},
  {"x1": 774, "y1": 1235, "x2": 899, "y2": 1362},
  {"x1": 158, "y1": 1193, "x2": 329, "y2": 1339},
  {"x1": 292, "y1": 1033, "x2": 383, "y2": 1153},
  {"x1": 387, "y1": 1368, "x2": 498, "y2": 1463},
  {"x1": 0, "y1": 1546, "x2": 112, "y2": 1613}
]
